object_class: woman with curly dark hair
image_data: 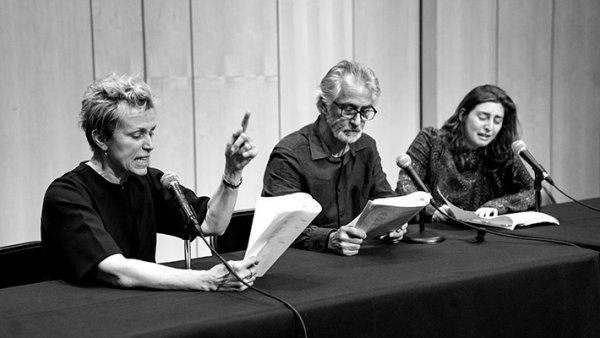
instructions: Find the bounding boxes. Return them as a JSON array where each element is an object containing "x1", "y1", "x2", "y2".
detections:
[{"x1": 396, "y1": 85, "x2": 534, "y2": 222}]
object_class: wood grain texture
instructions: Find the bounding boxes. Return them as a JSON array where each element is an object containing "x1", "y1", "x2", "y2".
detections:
[
  {"x1": 497, "y1": 0, "x2": 552, "y2": 184},
  {"x1": 425, "y1": 0, "x2": 497, "y2": 128},
  {"x1": 191, "y1": 0, "x2": 279, "y2": 210},
  {"x1": 552, "y1": 0, "x2": 600, "y2": 201},
  {"x1": 278, "y1": 0, "x2": 353, "y2": 137},
  {"x1": 92, "y1": 0, "x2": 145, "y2": 78},
  {"x1": 143, "y1": 0, "x2": 200, "y2": 261},
  {"x1": 354, "y1": 0, "x2": 421, "y2": 187},
  {"x1": 0, "y1": 0, "x2": 93, "y2": 246},
  {"x1": 1, "y1": 0, "x2": 599, "y2": 250}
]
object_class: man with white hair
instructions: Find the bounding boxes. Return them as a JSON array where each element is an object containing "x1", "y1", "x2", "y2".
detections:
[{"x1": 262, "y1": 60, "x2": 406, "y2": 256}]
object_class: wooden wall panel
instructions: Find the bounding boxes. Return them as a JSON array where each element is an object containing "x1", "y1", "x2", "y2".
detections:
[
  {"x1": 0, "y1": 0, "x2": 93, "y2": 246},
  {"x1": 497, "y1": 0, "x2": 552, "y2": 180},
  {"x1": 144, "y1": 0, "x2": 198, "y2": 261},
  {"x1": 192, "y1": 0, "x2": 279, "y2": 210},
  {"x1": 92, "y1": 0, "x2": 145, "y2": 78},
  {"x1": 278, "y1": 0, "x2": 353, "y2": 137},
  {"x1": 423, "y1": 0, "x2": 497, "y2": 128},
  {"x1": 2, "y1": 0, "x2": 599, "y2": 250},
  {"x1": 354, "y1": 0, "x2": 421, "y2": 185},
  {"x1": 552, "y1": 0, "x2": 600, "y2": 201}
]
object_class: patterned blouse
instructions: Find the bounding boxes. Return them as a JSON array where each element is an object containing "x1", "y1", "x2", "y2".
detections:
[{"x1": 395, "y1": 127, "x2": 535, "y2": 216}]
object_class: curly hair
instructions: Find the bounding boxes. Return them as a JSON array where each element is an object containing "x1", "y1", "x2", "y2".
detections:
[
  {"x1": 79, "y1": 74, "x2": 156, "y2": 156},
  {"x1": 441, "y1": 84, "x2": 519, "y2": 170}
]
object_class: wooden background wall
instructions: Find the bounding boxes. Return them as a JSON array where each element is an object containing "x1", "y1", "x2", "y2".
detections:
[{"x1": 1, "y1": 0, "x2": 598, "y2": 262}]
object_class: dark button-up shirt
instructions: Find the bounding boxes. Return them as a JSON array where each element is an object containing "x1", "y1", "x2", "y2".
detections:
[{"x1": 262, "y1": 116, "x2": 395, "y2": 251}]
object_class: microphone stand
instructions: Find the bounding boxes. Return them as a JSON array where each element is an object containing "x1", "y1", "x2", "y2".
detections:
[
  {"x1": 534, "y1": 172, "x2": 543, "y2": 212},
  {"x1": 402, "y1": 207, "x2": 445, "y2": 244},
  {"x1": 184, "y1": 214, "x2": 202, "y2": 270},
  {"x1": 184, "y1": 239, "x2": 191, "y2": 269}
]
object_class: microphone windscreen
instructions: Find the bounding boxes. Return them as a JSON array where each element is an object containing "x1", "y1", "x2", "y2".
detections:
[
  {"x1": 396, "y1": 153, "x2": 412, "y2": 169},
  {"x1": 160, "y1": 172, "x2": 180, "y2": 189},
  {"x1": 511, "y1": 140, "x2": 527, "y2": 155}
]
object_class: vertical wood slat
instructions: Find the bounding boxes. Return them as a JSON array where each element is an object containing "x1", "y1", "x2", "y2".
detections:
[
  {"x1": 0, "y1": 0, "x2": 93, "y2": 246},
  {"x1": 92, "y1": 0, "x2": 145, "y2": 78},
  {"x1": 192, "y1": 0, "x2": 279, "y2": 211},
  {"x1": 423, "y1": 0, "x2": 497, "y2": 128},
  {"x1": 552, "y1": 0, "x2": 600, "y2": 201},
  {"x1": 278, "y1": 0, "x2": 354, "y2": 137},
  {"x1": 143, "y1": 0, "x2": 198, "y2": 261},
  {"x1": 354, "y1": 0, "x2": 421, "y2": 185},
  {"x1": 1, "y1": 0, "x2": 600, "y2": 250},
  {"x1": 497, "y1": 0, "x2": 552, "y2": 180}
]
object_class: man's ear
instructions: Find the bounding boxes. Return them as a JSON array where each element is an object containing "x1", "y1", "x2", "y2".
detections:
[{"x1": 91, "y1": 130, "x2": 109, "y2": 152}]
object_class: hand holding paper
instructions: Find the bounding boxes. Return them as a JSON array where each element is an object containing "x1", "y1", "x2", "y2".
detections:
[{"x1": 348, "y1": 191, "x2": 431, "y2": 238}]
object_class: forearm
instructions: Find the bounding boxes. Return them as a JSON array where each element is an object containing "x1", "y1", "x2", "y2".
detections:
[
  {"x1": 202, "y1": 180, "x2": 239, "y2": 236},
  {"x1": 95, "y1": 254, "x2": 216, "y2": 291}
]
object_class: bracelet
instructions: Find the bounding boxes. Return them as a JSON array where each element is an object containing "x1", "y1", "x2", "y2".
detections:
[{"x1": 222, "y1": 174, "x2": 242, "y2": 189}]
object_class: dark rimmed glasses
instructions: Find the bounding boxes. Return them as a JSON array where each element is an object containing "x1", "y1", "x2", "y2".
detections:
[{"x1": 332, "y1": 101, "x2": 377, "y2": 121}]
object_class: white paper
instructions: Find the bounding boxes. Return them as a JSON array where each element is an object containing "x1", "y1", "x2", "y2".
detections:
[
  {"x1": 438, "y1": 188, "x2": 559, "y2": 230},
  {"x1": 244, "y1": 192, "x2": 321, "y2": 277},
  {"x1": 349, "y1": 191, "x2": 431, "y2": 238}
]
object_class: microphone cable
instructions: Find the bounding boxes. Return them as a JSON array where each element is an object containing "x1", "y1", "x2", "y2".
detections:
[
  {"x1": 192, "y1": 219, "x2": 308, "y2": 338},
  {"x1": 429, "y1": 201, "x2": 580, "y2": 248},
  {"x1": 547, "y1": 182, "x2": 600, "y2": 213}
]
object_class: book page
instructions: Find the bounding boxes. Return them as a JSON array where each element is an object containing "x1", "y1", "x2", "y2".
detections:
[
  {"x1": 438, "y1": 188, "x2": 559, "y2": 230},
  {"x1": 244, "y1": 192, "x2": 321, "y2": 277},
  {"x1": 349, "y1": 191, "x2": 431, "y2": 238},
  {"x1": 502, "y1": 211, "x2": 559, "y2": 228}
]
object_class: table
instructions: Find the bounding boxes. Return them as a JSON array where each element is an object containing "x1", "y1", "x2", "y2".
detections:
[
  {"x1": 2, "y1": 204, "x2": 600, "y2": 337},
  {"x1": 511, "y1": 198, "x2": 600, "y2": 250}
]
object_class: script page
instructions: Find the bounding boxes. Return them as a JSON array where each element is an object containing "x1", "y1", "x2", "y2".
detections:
[
  {"x1": 244, "y1": 193, "x2": 321, "y2": 276},
  {"x1": 349, "y1": 191, "x2": 431, "y2": 238},
  {"x1": 438, "y1": 189, "x2": 559, "y2": 230}
]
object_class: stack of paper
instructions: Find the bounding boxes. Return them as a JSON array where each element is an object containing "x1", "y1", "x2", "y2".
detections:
[
  {"x1": 348, "y1": 191, "x2": 431, "y2": 238},
  {"x1": 244, "y1": 192, "x2": 321, "y2": 277}
]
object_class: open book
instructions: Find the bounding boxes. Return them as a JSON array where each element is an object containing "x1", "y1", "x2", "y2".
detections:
[
  {"x1": 243, "y1": 192, "x2": 321, "y2": 277},
  {"x1": 438, "y1": 190, "x2": 559, "y2": 230},
  {"x1": 348, "y1": 191, "x2": 431, "y2": 238}
]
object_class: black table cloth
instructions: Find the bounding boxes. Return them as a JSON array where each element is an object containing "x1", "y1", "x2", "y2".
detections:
[{"x1": 2, "y1": 200, "x2": 600, "y2": 337}]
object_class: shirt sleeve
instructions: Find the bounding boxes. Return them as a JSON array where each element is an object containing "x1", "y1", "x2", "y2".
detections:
[
  {"x1": 368, "y1": 141, "x2": 396, "y2": 200},
  {"x1": 150, "y1": 169, "x2": 209, "y2": 240},
  {"x1": 262, "y1": 146, "x2": 333, "y2": 251},
  {"x1": 480, "y1": 156, "x2": 535, "y2": 214},
  {"x1": 262, "y1": 145, "x2": 303, "y2": 197},
  {"x1": 41, "y1": 179, "x2": 122, "y2": 282}
]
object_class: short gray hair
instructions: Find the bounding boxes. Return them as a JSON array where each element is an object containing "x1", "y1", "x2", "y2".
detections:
[
  {"x1": 316, "y1": 60, "x2": 381, "y2": 105},
  {"x1": 79, "y1": 74, "x2": 156, "y2": 156}
]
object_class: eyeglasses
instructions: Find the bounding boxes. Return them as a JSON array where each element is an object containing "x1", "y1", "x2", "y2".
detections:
[{"x1": 332, "y1": 101, "x2": 377, "y2": 121}]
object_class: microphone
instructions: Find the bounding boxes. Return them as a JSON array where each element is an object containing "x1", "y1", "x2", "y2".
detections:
[
  {"x1": 396, "y1": 154, "x2": 430, "y2": 193},
  {"x1": 511, "y1": 140, "x2": 554, "y2": 184},
  {"x1": 160, "y1": 173, "x2": 202, "y2": 235},
  {"x1": 395, "y1": 153, "x2": 445, "y2": 244}
]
